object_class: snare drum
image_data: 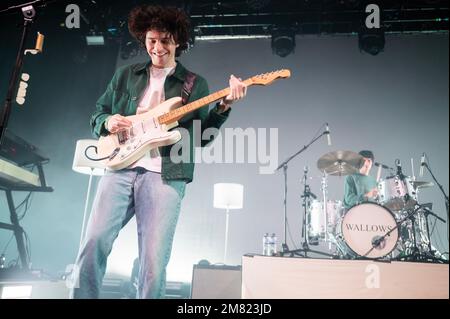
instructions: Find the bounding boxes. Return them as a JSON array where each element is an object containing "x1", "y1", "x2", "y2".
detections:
[
  {"x1": 378, "y1": 176, "x2": 417, "y2": 211},
  {"x1": 336, "y1": 203, "x2": 399, "y2": 259},
  {"x1": 307, "y1": 200, "x2": 344, "y2": 243}
]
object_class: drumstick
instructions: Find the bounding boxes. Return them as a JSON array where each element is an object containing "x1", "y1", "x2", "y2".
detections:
[{"x1": 376, "y1": 164, "x2": 382, "y2": 182}]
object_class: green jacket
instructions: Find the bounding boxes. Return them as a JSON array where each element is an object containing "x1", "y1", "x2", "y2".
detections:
[
  {"x1": 343, "y1": 173, "x2": 378, "y2": 209},
  {"x1": 90, "y1": 61, "x2": 230, "y2": 183}
]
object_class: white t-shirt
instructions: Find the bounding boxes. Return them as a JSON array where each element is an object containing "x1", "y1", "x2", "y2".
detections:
[{"x1": 130, "y1": 65, "x2": 176, "y2": 172}]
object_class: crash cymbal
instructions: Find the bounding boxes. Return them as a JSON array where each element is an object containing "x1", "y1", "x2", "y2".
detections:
[
  {"x1": 412, "y1": 181, "x2": 434, "y2": 189},
  {"x1": 317, "y1": 150, "x2": 362, "y2": 176}
]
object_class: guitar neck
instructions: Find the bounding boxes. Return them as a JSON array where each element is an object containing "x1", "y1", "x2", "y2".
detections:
[{"x1": 158, "y1": 78, "x2": 253, "y2": 125}]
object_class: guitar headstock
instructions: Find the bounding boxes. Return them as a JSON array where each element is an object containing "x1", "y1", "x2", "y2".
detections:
[{"x1": 250, "y1": 69, "x2": 291, "y2": 86}]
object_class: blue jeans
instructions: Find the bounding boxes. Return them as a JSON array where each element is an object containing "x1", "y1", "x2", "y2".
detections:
[{"x1": 71, "y1": 168, "x2": 186, "y2": 299}]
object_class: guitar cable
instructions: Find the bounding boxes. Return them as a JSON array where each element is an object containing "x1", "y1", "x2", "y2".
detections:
[{"x1": 84, "y1": 145, "x2": 120, "y2": 161}]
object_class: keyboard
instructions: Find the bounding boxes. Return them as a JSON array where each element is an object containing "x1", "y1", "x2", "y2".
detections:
[
  {"x1": 0, "y1": 130, "x2": 52, "y2": 192},
  {"x1": 0, "y1": 157, "x2": 41, "y2": 188}
]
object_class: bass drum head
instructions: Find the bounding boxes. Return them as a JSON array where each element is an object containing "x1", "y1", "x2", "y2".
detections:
[{"x1": 342, "y1": 203, "x2": 399, "y2": 259}]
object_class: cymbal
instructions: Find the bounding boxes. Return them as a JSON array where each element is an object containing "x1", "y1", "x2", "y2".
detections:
[
  {"x1": 317, "y1": 150, "x2": 362, "y2": 176},
  {"x1": 412, "y1": 181, "x2": 434, "y2": 189}
]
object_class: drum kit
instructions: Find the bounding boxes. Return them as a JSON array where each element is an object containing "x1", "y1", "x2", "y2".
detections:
[{"x1": 299, "y1": 150, "x2": 447, "y2": 261}]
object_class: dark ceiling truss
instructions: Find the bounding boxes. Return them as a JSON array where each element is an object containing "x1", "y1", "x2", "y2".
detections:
[{"x1": 188, "y1": 2, "x2": 448, "y2": 38}]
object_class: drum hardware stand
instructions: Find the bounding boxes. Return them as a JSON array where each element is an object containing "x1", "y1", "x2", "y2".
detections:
[
  {"x1": 419, "y1": 205, "x2": 447, "y2": 263},
  {"x1": 421, "y1": 160, "x2": 449, "y2": 242},
  {"x1": 279, "y1": 166, "x2": 334, "y2": 258},
  {"x1": 301, "y1": 167, "x2": 314, "y2": 246},
  {"x1": 320, "y1": 172, "x2": 339, "y2": 254},
  {"x1": 398, "y1": 205, "x2": 447, "y2": 263},
  {"x1": 275, "y1": 125, "x2": 330, "y2": 254},
  {"x1": 395, "y1": 159, "x2": 413, "y2": 206},
  {"x1": 321, "y1": 172, "x2": 329, "y2": 244},
  {"x1": 404, "y1": 209, "x2": 422, "y2": 260}
]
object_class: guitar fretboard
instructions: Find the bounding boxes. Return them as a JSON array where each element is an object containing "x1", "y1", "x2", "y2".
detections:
[{"x1": 157, "y1": 78, "x2": 253, "y2": 125}]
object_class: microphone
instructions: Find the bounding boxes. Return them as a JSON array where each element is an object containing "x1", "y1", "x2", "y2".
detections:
[
  {"x1": 374, "y1": 162, "x2": 392, "y2": 170},
  {"x1": 371, "y1": 236, "x2": 385, "y2": 249},
  {"x1": 395, "y1": 159, "x2": 404, "y2": 179},
  {"x1": 302, "y1": 166, "x2": 308, "y2": 183},
  {"x1": 419, "y1": 153, "x2": 426, "y2": 177},
  {"x1": 325, "y1": 123, "x2": 331, "y2": 146},
  {"x1": 395, "y1": 159, "x2": 401, "y2": 170},
  {"x1": 304, "y1": 184, "x2": 317, "y2": 199}
]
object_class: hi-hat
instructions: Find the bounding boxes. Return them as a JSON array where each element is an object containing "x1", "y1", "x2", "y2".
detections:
[
  {"x1": 412, "y1": 181, "x2": 434, "y2": 189},
  {"x1": 317, "y1": 150, "x2": 362, "y2": 176}
]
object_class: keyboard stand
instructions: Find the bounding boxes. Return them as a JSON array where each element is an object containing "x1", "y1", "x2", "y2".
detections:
[{"x1": 0, "y1": 161, "x2": 53, "y2": 270}]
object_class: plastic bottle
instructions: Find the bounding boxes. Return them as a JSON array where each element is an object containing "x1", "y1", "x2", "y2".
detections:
[
  {"x1": 262, "y1": 233, "x2": 269, "y2": 256},
  {"x1": 269, "y1": 233, "x2": 277, "y2": 256},
  {"x1": 0, "y1": 254, "x2": 5, "y2": 268}
]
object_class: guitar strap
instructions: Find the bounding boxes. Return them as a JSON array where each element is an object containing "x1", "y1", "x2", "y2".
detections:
[{"x1": 181, "y1": 71, "x2": 197, "y2": 105}]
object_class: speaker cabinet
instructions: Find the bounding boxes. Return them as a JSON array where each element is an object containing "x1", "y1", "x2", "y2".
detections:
[{"x1": 191, "y1": 264, "x2": 241, "y2": 299}]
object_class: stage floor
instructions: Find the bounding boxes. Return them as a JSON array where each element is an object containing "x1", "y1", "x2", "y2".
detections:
[{"x1": 242, "y1": 255, "x2": 449, "y2": 299}]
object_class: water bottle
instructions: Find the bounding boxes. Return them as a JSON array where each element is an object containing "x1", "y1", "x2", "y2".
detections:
[
  {"x1": 269, "y1": 233, "x2": 277, "y2": 256},
  {"x1": 262, "y1": 233, "x2": 269, "y2": 256},
  {"x1": 0, "y1": 254, "x2": 5, "y2": 268}
]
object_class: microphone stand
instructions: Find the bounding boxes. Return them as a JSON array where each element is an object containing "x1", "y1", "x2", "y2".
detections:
[
  {"x1": 275, "y1": 127, "x2": 330, "y2": 255},
  {"x1": 362, "y1": 204, "x2": 448, "y2": 262},
  {"x1": 362, "y1": 205, "x2": 421, "y2": 260},
  {"x1": 0, "y1": 2, "x2": 38, "y2": 144}
]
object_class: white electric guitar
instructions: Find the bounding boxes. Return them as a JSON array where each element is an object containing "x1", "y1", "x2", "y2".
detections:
[{"x1": 96, "y1": 69, "x2": 291, "y2": 170}]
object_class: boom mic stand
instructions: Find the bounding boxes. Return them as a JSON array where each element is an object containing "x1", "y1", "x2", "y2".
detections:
[
  {"x1": 362, "y1": 205, "x2": 422, "y2": 260},
  {"x1": 0, "y1": 1, "x2": 46, "y2": 143},
  {"x1": 361, "y1": 204, "x2": 447, "y2": 262},
  {"x1": 274, "y1": 125, "x2": 331, "y2": 256}
]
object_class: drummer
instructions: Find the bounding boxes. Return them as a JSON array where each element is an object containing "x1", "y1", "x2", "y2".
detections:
[{"x1": 343, "y1": 150, "x2": 379, "y2": 209}]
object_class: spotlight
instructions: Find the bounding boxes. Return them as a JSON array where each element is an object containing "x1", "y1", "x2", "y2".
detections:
[
  {"x1": 271, "y1": 29, "x2": 295, "y2": 58},
  {"x1": 358, "y1": 3, "x2": 385, "y2": 56},
  {"x1": 247, "y1": 0, "x2": 271, "y2": 10},
  {"x1": 86, "y1": 35, "x2": 105, "y2": 46},
  {"x1": 358, "y1": 30, "x2": 385, "y2": 55}
]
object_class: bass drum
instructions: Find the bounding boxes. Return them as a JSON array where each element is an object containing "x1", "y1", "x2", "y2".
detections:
[{"x1": 337, "y1": 203, "x2": 399, "y2": 259}]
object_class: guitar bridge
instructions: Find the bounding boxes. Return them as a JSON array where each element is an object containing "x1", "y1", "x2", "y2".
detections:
[{"x1": 117, "y1": 131, "x2": 128, "y2": 144}]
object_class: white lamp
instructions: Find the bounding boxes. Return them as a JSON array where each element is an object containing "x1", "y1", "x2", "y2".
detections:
[
  {"x1": 72, "y1": 139, "x2": 106, "y2": 250},
  {"x1": 213, "y1": 183, "x2": 244, "y2": 264}
]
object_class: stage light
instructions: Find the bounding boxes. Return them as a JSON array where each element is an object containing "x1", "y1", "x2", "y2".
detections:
[
  {"x1": 86, "y1": 35, "x2": 105, "y2": 46},
  {"x1": 358, "y1": 30, "x2": 385, "y2": 55},
  {"x1": 247, "y1": 0, "x2": 271, "y2": 10},
  {"x1": 271, "y1": 30, "x2": 295, "y2": 58}
]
